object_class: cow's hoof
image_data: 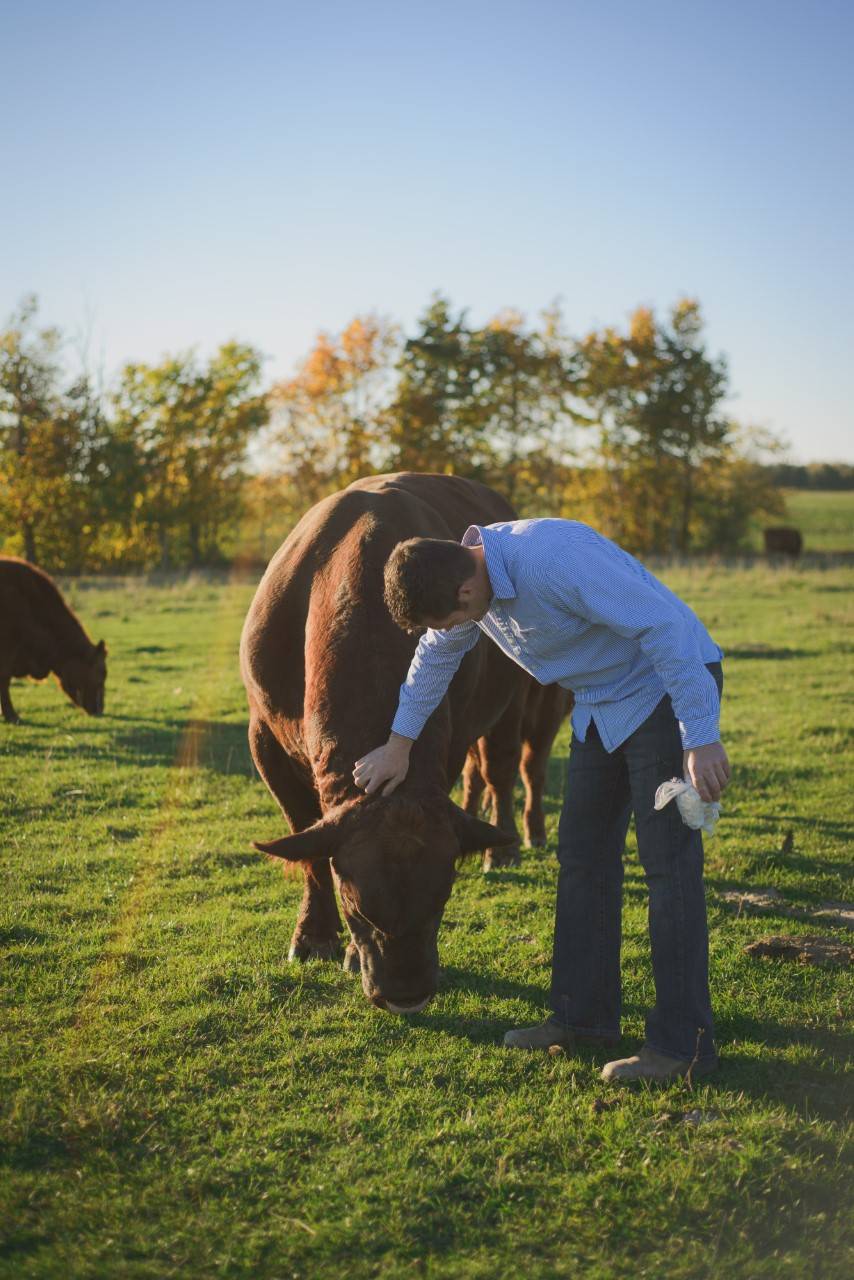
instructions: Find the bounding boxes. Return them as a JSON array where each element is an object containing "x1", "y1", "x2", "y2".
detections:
[
  {"x1": 342, "y1": 942, "x2": 361, "y2": 975},
  {"x1": 482, "y1": 846, "x2": 522, "y2": 872},
  {"x1": 288, "y1": 934, "x2": 341, "y2": 963},
  {"x1": 525, "y1": 831, "x2": 547, "y2": 849},
  {"x1": 2, "y1": 714, "x2": 21, "y2": 726}
]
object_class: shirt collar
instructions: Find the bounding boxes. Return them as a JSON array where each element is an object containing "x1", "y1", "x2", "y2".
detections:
[{"x1": 462, "y1": 524, "x2": 516, "y2": 601}]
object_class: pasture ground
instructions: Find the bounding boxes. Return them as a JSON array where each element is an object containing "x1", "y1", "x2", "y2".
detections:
[
  {"x1": 1, "y1": 562, "x2": 852, "y2": 1279},
  {"x1": 778, "y1": 489, "x2": 854, "y2": 553}
]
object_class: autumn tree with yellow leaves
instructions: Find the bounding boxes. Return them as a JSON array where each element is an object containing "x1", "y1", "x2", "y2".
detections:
[
  {"x1": 269, "y1": 315, "x2": 399, "y2": 506},
  {"x1": 1, "y1": 293, "x2": 787, "y2": 571}
]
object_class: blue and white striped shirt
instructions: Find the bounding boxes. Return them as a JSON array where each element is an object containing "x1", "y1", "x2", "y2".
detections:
[{"x1": 391, "y1": 519, "x2": 723, "y2": 753}]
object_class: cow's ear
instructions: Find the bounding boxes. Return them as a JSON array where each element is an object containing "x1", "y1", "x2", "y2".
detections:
[
  {"x1": 447, "y1": 801, "x2": 518, "y2": 854},
  {"x1": 253, "y1": 829, "x2": 330, "y2": 862},
  {"x1": 253, "y1": 801, "x2": 365, "y2": 863},
  {"x1": 96, "y1": 639, "x2": 107, "y2": 655}
]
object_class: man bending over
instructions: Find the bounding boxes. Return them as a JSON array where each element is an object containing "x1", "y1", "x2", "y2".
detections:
[{"x1": 353, "y1": 518, "x2": 730, "y2": 1084}]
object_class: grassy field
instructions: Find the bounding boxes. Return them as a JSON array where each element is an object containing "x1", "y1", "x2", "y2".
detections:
[
  {"x1": 1, "y1": 564, "x2": 852, "y2": 1279},
  {"x1": 780, "y1": 489, "x2": 854, "y2": 553}
]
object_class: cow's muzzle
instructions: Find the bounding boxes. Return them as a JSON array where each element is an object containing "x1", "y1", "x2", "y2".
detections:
[
  {"x1": 386, "y1": 996, "x2": 432, "y2": 1015},
  {"x1": 369, "y1": 992, "x2": 433, "y2": 1015}
]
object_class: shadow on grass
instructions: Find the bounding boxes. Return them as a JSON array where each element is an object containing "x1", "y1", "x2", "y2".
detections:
[
  {"x1": 0, "y1": 924, "x2": 47, "y2": 946},
  {"x1": 729, "y1": 762, "x2": 826, "y2": 790},
  {"x1": 706, "y1": 859, "x2": 853, "y2": 898},
  {"x1": 729, "y1": 817, "x2": 854, "y2": 851},
  {"x1": 416, "y1": 965, "x2": 592, "y2": 1045},
  {"x1": 725, "y1": 645, "x2": 814, "y2": 660},
  {"x1": 413, "y1": 957, "x2": 854, "y2": 1121},
  {"x1": 1, "y1": 716, "x2": 256, "y2": 778},
  {"x1": 480, "y1": 869, "x2": 552, "y2": 890},
  {"x1": 715, "y1": 1008, "x2": 853, "y2": 1057},
  {"x1": 710, "y1": 1018, "x2": 854, "y2": 1121}
]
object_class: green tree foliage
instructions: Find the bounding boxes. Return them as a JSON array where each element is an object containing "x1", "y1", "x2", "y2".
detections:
[
  {"x1": 462, "y1": 304, "x2": 580, "y2": 509},
  {"x1": 112, "y1": 344, "x2": 268, "y2": 567},
  {"x1": 385, "y1": 296, "x2": 489, "y2": 476},
  {"x1": 385, "y1": 295, "x2": 580, "y2": 505},
  {"x1": 0, "y1": 297, "x2": 131, "y2": 571},
  {"x1": 573, "y1": 300, "x2": 782, "y2": 553},
  {"x1": 767, "y1": 461, "x2": 854, "y2": 490},
  {"x1": 688, "y1": 427, "x2": 785, "y2": 553},
  {"x1": 0, "y1": 297, "x2": 64, "y2": 563}
]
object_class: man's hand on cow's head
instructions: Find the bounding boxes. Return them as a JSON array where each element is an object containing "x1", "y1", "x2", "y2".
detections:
[
  {"x1": 683, "y1": 741, "x2": 731, "y2": 803},
  {"x1": 353, "y1": 733, "x2": 414, "y2": 797}
]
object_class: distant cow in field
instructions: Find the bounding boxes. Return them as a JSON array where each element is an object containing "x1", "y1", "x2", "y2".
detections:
[
  {"x1": 239, "y1": 472, "x2": 569, "y2": 1014},
  {"x1": 764, "y1": 526, "x2": 803, "y2": 557},
  {"x1": 0, "y1": 557, "x2": 107, "y2": 724}
]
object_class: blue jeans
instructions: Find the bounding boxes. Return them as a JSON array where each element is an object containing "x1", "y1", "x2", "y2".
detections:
[{"x1": 550, "y1": 664, "x2": 722, "y2": 1063}]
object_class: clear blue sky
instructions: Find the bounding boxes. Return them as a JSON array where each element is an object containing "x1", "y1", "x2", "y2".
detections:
[{"x1": 2, "y1": 0, "x2": 852, "y2": 461}]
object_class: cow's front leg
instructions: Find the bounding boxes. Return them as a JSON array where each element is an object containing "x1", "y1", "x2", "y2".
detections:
[
  {"x1": 247, "y1": 716, "x2": 340, "y2": 961},
  {"x1": 0, "y1": 678, "x2": 21, "y2": 725},
  {"x1": 289, "y1": 859, "x2": 343, "y2": 962}
]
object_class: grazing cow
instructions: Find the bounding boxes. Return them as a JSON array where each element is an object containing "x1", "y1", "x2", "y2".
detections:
[
  {"x1": 239, "y1": 472, "x2": 568, "y2": 1013},
  {"x1": 764, "y1": 526, "x2": 803, "y2": 557},
  {"x1": 0, "y1": 557, "x2": 107, "y2": 724}
]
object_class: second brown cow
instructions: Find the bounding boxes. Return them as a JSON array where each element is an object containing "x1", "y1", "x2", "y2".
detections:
[{"x1": 0, "y1": 557, "x2": 107, "y2": 725}]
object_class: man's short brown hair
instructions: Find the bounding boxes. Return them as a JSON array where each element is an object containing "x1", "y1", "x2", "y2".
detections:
[{"x1": 383, "y1": 538, "x2": 474, "y2": 631}]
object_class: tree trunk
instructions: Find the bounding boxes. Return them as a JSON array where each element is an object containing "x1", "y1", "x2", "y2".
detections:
[
  {"x1": 679, "y1": 459, "x2": 693, "y2": 554},
  {"x1": 189, "y1": 521, "x2": 201, "y2": 566},
  {"x1": 23, "y1": 522, "x2": 36, "y2": 563}
]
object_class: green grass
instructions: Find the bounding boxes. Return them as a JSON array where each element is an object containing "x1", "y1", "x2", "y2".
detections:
[
  {"x1": 781, "y1": 489, "x2": 854, "y2": 553},
  {"x1": 1, "y1": 565, "x2": 852, "y2": 1279}
]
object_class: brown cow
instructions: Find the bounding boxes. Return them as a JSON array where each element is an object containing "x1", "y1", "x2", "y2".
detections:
[
  {"x1": 239, "y1": 472, "x2": 567, "y2": 1013},
  {"x1": 764, "y1": 526, "x2": 803, "y2": 557},
  {"x1": 0, "y1": 557, "x2": 107, "y2": 724}
]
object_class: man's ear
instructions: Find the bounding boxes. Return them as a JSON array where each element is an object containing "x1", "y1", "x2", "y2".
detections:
[{"x1": 457, "y1": 575, "x2": 477, "y2": 605}]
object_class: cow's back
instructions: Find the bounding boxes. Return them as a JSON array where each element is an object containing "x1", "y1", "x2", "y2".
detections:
[
  {"x1": 0, "y1": 557, "x2": 86, "y2": 673},
  {"x1": 240, "y1": 472, "x2": 516, "y2": 723},
  {"x1": 0, "y1": 556, "x2": 57, "y2": 614},
  {"x1": 347, "y1": 472, "x2": 515, "y2": 537}
]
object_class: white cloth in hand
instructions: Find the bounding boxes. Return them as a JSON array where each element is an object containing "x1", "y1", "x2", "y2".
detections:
[{"x1": 654, "y1": 777, "x2": 721, "y2": 836}]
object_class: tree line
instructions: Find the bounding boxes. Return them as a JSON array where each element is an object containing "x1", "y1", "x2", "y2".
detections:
[
  {"x1": 0, "y1": 292, "x2": 803, "y2": 573},
  {"x1": 765, "y1": 462, "x2": 854, "y2": 490}
]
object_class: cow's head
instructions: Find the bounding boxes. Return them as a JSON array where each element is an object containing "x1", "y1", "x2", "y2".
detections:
[
  {"x1": 254, "y1": 793, "x2": 513, "y2": 1013},
  {"x1": 57, "y1": 640, "x2": 107, "y2": 716}
]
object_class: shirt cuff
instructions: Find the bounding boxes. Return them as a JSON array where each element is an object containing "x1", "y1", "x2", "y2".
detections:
[
  {"x1": 391, "y1": 706, "x2": 427, "y2": 741},
  {"x1": 679, "y1": 715, "x2": 721, "y2": 750}
]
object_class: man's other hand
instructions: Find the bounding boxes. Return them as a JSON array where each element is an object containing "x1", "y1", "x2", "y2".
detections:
[
  {"x1": 353, "y1": 734, "x2": 413, "y2": 797},
  {"x1": 683, "y1": 741, "x2": 731, "y2": 803}
]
